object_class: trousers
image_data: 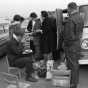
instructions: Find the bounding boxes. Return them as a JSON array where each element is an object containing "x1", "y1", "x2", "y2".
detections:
[
  {"x1": 13, "y1": 56, "x2": 34, "y2": 77},
  {"x1": 64, "y1": 45, "x2": 80, "y2": 88}
]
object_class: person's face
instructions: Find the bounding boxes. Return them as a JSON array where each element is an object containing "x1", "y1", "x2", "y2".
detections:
[
  {"x1": 31, "y1": 17, "x2": 37, "y2": 21},
  {"x1": 67, "y1": 7, "x2": 72, "y2": 16},
  {"x1": 33, "y1": 18, "x2": 37, "y2": 21},
  {"x1": 17, "y1": 35, "x2": 23, "y2": 42}
]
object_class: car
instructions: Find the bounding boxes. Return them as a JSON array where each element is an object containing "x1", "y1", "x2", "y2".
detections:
[{"x1": 79, "y1": 5, "x2": 88, "y2": 65}]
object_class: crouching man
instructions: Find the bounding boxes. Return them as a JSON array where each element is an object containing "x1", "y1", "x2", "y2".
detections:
[{"x1": 6, "y1": 24, "x2": 38, "y2": 82}]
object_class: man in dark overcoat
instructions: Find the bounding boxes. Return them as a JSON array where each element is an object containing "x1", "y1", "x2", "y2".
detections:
[{"x1": 40, "y1": 11, "x2": 56, "y2": 61}]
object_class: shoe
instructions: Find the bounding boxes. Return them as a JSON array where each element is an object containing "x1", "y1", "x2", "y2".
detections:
[
  {"x1": 32, "y1": 72, "x2": 40, "y2": 79},
  {"x1": 34, "y1": 74, "x2": 39, "y2": 79},
  {"x1": 26, "y1": 77, "x2": 38, "y2": 82},
  {"x1": 70, "y1": 84, "x2": 77, "y2": 88}
]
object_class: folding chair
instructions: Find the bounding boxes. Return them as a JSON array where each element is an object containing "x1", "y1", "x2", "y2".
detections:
[
  {"x1": 0, "y1": 57, "x2": 19, "y2": 87},
  {"x1": 6, "y1": 56, "x2": 22, "y2": 79}
]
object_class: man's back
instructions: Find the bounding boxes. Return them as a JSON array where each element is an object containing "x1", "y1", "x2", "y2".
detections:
[
  {"x1": 63, "y1": 12, "x2": 84, "y2": 45},
  {"x1": 71, "y1": 12, "x2": 84, "y2": 39}
]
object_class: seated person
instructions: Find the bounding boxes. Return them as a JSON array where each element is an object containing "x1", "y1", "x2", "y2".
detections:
[{"x1": 6, "y1": 24, "x2": 38, "y2": 82}]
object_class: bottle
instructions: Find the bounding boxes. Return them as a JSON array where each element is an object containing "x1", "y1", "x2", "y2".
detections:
[{"x1": 46, "y1": 60, "x2": 54, "y2": 80}]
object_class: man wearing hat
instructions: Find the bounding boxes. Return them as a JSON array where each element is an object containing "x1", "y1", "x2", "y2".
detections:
[
  {"x1": 7, "y1": 24, "x2": 38, "y2": 82},
  {"x1": 9, "y1": 14, "x2": 25, "y2": 40},
  {"x1": 40, "y1": 11, "x2": 56, "y2": 61},
  {"x1": 62, "y1": 2, "x2": 84, "y2": 88}
]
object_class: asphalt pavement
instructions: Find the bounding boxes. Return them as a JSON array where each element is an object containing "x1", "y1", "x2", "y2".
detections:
[{"x1": 0, "y1": 64, "x2": 88, "y2": 88}]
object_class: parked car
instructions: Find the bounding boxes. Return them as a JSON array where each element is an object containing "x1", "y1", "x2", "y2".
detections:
[{"x1": 79, "y1": 5, "x2": 88, "y2": 65}]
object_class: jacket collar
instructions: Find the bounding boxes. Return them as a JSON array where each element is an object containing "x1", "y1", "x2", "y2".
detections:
[
  {"x1": 70, "y1": 9, "x2": 78, "y2": 15},
  {"x1": 13, "y1": 33, "x2": 19, "y2": 42},
  {"x1": 11, "y1": 21, "x2": 20, "y2": 25}
]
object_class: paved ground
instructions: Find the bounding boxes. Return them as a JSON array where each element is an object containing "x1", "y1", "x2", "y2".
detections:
[{"x1": 0, "y1": 63, "x2": 88, "y2": 88}]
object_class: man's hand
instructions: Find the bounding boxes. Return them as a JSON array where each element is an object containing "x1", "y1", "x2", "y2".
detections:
[
  {"x1": 35, "y1": 29, "x2": 43, "y2": 33},
  {"x1": 22, "y1": 49, "x2": 33, "y2": 54}
]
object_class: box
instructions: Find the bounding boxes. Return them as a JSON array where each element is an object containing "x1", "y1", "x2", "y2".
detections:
[
  {"x1": 52, "y1": 70, "x2": 71, "y2": 88},
  {"x1": 52, "y1": 69, "x2": 71, "y2": 76},
  {"x1": 52, "y1": 76, "x2": 70, "y2": 88}
]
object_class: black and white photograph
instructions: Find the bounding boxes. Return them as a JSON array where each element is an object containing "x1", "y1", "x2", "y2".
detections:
[{"x1": 0, "y1": 0, "x2": 88, "y2": 88}]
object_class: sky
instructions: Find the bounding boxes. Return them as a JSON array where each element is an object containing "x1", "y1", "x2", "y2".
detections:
[{"x1": 0, "y1": 0, "x2": 88, "y2": 18}]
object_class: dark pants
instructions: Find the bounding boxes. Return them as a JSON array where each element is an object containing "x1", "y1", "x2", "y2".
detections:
[
  {"x1": 52, "y1": 49, "x2": 64, "y2": 62},
  {"x1": 65, "y1": 46, "x2": 80, "y2": 88},
  {"x1": 13, "y1": 56, "x2": 34, "y2": 77},
  {"x1": 33, "y1": 36, "x2": 41, "y2": 61},
  {"x1": 66, "y1": 56, "x2": 79, "y2": 88}
]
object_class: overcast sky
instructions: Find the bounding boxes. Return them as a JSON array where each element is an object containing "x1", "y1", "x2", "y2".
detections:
[{"x1": 0, "y1": 0, "x2": 88, "y2": 18}]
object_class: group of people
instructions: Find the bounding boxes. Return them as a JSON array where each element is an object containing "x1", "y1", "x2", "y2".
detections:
[
  {"x1": 0, "y1": 2, "x2": 84, "y2": 88},
  {"x1": 8, "y1": 10, "x2": 57, "y2": 82}
]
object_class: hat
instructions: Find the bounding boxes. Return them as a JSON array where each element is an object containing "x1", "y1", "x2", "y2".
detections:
[
  {"x1": 13, "y1": 14, "x2": 21, "y2": 21},
  {"x1": 13, "y1": 24, "x2": 25, "y2": 36},
  {"x1": 30, "y1": 12, "x2": 37, "y2": 18},
  {"x1": 68, "y1": 2, "x2": 77, "y2": 10},
  {"x1": 41, "y1": 11, "x2": 48, "y2": 18}
]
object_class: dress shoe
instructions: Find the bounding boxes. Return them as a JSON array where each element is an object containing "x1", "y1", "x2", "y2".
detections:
[
  {"x1": 70, "y1": 84, "x2": 77, "y2": 88},
  {"x1": 26, "y1": 77, "x2": 38, "y2": 82}
]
